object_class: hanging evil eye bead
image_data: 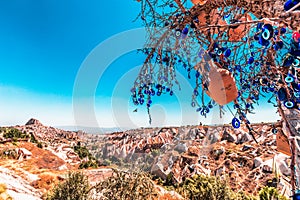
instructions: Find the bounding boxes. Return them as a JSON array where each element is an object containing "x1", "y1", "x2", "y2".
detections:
[
  {"x1": 259, "y1": 36, "x2": 270, "y2": 46},
  {"x1": 283, "y1": 54, "x2": 294, "y2": 67},
  {"x1": 224, "y1": 49, "x2": 231, "y2": 57},
  {"x1": 217, "y1": 49, "x2": 223, "y2": 56},
  {"x1": 272, "y1": 128, "x2": 278, "y2": 134},
  {"x1": 232, "y1": 118, "x2": 241, "y2": 129},
  {"x1": 191, "y1": 102, "x2": 196, "y2": 107},
  {"x1": 293, "y1": 57, "x2": 300, "y2": 68},
  {"x1": 214, "y1": 47, "x2": 219, "y2": 54},
  {"x1": 248, "y1": 57, "x2": 254, "y2": 64},
  {"x1": 182, "y1": 27, "x2": 189, "y2": 39},
  {"x1": 262, "y1": 24, "x2": 273, "y2": 40},
  {"x1": 175, "y1": 29, "x2": 181, "y2": 38},
  {"x1": 285, "y1": 0, "x2": 300, "y2": 11},
  {"x1": 277, "y1": 87, "x2": 288, "y2": 101},
  {"x1": 284, "y1": 100, "x2": 295, "y2": 109},
  {"x1": 285, "y1": 75, "x2": 294, "y2": 83},
  {"x1": 294, "y1": 91, "x2": 300, "y2": 98},
  {"x1": 280, "y1": 27, "x2": 286, "y2": 34},
  {"x1": 274, "y1": 41, "x2": 284, "y2": 51}
]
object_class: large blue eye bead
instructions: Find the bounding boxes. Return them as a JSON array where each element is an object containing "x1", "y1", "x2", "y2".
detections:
[
  {"x1": 232, "y1": 118, "x2": 241, "y2": 129},
  {"x1": 294, "y1": 92, "x2": 300, "y2": 98},
  {"x1": 293, "y1": 58, "x2": 300, "y2": 68},
  {"x1": 277, "y1": 87, "x2": 288, "y2": 101},
  {"x1": 285, "y1": 75, "x2": 295, "y2": 83},
  {"x1": 262, "y1": 24, "x2": 273, "y2": 40},
  {"x1": 284, "y1": 100, "x2": 295, "y2": 109}
]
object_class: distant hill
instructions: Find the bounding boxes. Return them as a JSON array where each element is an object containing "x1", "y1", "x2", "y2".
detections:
[{"x1": 56, "y1": 126, "x2": 126, "y2": 134}]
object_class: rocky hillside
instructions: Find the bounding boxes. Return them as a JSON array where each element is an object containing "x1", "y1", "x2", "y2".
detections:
[
  {"x1": 84, "y1": 121, "x2": 292, "y2": 197},
  {"x1": 0, "y1": 119, "x2": 110, "y2": 199},
  {"x1": 0, "y1": 119, "x2": 294, "y2": 199}
]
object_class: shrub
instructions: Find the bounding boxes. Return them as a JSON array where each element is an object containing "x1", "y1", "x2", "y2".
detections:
[
  {"x1": 79, "y1": 160, "x2": 98, "y2": 169},
  {"x1": 46, "y1": 172, "x2": 90, "y2": 200},
  {"x1": 258, "y1": 186, "x2": 288, "y2": 200},
  {"x1": 0, "y1": 183, "x2": 12, "y2": 200},
  {"x1": 176, "y1": 175, "x2": 234, "y2": 200},
  {"x1": 92, "y1": 169, "x2": 157, "y2": 200},
  {"x1": 74, "y1": 145, "x2": 91, "y2": 159},
  {"x1": 0, "y1": 149, "x2": 17, "y2": 159},
  {"x1": 2, "y1": 128, "x2": 28, "y2": 141},
  {"x1": 37, "y1": 142, "x2": 43, "y2": 148}
]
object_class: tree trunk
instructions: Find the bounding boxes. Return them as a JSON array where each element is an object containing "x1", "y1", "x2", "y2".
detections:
[{"x1": 278, "y1": 101, "x2": 300, "y2": 194}]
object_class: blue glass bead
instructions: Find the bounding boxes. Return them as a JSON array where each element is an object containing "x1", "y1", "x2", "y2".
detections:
[
  {"x1": 232, "y1": 118, "x2": 241, "y2": 129},
  {"x1": 259, "y1": 36, "x2": 269, "y2": 46},
  {"x1": 274, "y1": 30, "x2": 279, "y2": 35},
  {"x1": 208, "y1": 104, "x2": 213, "y2": 109},
  {"x1": 262, "y1": 24, "x2": 273, "y2": 40},
  {"x1": 191, "y1": 102, "x2": 196, "y2": 107},
  {"x1": 293, "y1": 58, "x2": 300, "y2": 68},
  {"x1": 254, "y1": 35, "x2": 259, "y2": 40},
  {"x1": 196, "y1": 107, "x2": 201, "y2": 112},
  {"x1": 235, "y1": 65, "x2": 241, "y2": 71},
  {"x1": 175, "y1": 29, "x2": 181, "y2": 38},
  {"x1": 284, "y1": 100, "x2": 295, "y2": 109},
  {"x1": 166, "y1": 88, "x2": 170, "y2": 92},
  {"x1": 292, "y1": 193, "x2": 300, "y2": 200},
  {"x1": 169, "y1": 3, "x2": 174, "y2": 7},
  {"x1": 182, "y1": 27, "x2": 189, "y2": 35},
  {"x1": 284, "y1": 0, "x2": 299, "y2": 11},
  {"x1": 277, "y1": 88, "x2": 287, "y2": 101},
  {"x1": 194, "y1": 90, "x2": 199, "y2": 96},
  {"x1": 217, "y1": 49, "x2": 223, "y2": 56},
  {"x1": 170, "y1": 91, "x2": 173, "y2": 96},
  {"x1": 257, "y1": 23, "x2": 263, "y2": 30},
  {"x1": 280, "y1": 27, "x2": 286, "y2": 34},
  {"x1": 157, "y1": 92, "x2": 161, "y2": 96},
  {"x1": 285, "y1": 75, "x2": 294, "y2": 83},
  {"x1": 248, "y1": 57, "x2": 254, "y2": 64},
  {"x1": 224, "y1": 49, "x2": 231, "y2": 57},
  {"x1": 294, "y1": 92, "x2": 300, "y2": 98},
  {"x1": 196, "y1": 71, "x2": 200, "y2": 78}
]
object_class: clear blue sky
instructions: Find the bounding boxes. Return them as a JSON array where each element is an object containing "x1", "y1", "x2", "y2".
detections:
[{"x1": 0, "y1": 0, "x2": 280, "y2": 128}]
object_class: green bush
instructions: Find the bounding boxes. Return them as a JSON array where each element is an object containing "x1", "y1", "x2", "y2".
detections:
[
  {"x1": 46, "y1": 171, "x2": 90, "y2": 200},
  {"x1": 37, "y1": 142, "x2": 43, "y2": 148},
  {"x1": 92, "y1": 169, "x2": 157, "y2": 200},
  {"x1": 176, "y1": 175, "x2": 234, "y2": 200},
  {"x1": 2, "y1": 128, "x2": 28, "y2": 141},
  {"x1": 258, "y1": 186, "x2": 288, "y2": 200},
  {"x1": 79, "y1": 160, "x2": 98, "y2": 169},
  {"x1": 74, "y1": 145, "x2": 91, "y2": 159}
]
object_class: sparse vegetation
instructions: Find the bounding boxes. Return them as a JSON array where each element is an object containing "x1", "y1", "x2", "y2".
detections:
[
  {"x1": 0, "y1": 148, "x2": 17, "y2": 159},
  {"x1": 1, "y1": 128, "x2": 29, "y2": 142},
  {"x1": 46, "y1": 171, "x2": 90, "y2": 200},
  {"x1": 258, "y1": 186, "x2": 288, "y2": 200},
  {"x1": 74, "y1": 144, "x2": 91, "y2": 159},
  {"x1": 79, "y1": 160, "x2": 98, "y2": 169},
  {"x1": 91, "y1": 169, "x2": 158, "y2": 200},
  {"x1": 0, "y1": 183, "x2": 12, "y2": 200}
]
